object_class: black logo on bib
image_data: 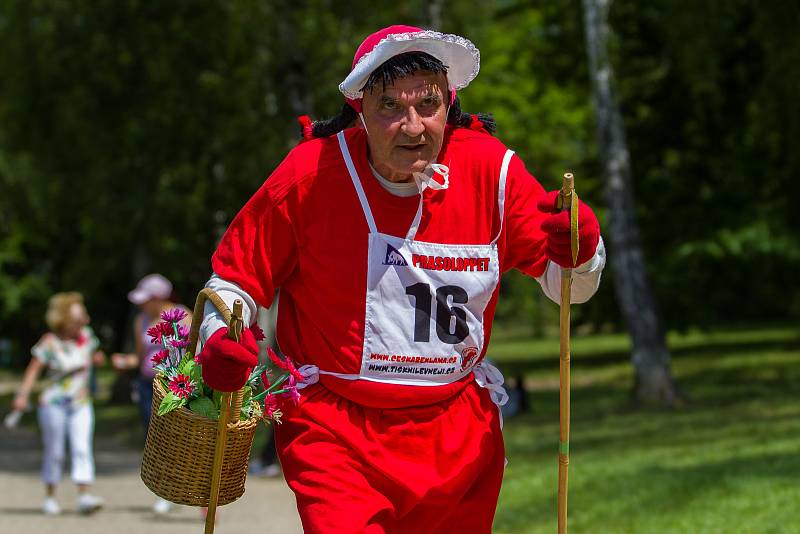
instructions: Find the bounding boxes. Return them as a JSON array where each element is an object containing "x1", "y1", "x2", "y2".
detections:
[{"x1": 383, "y1": 244, "x2": 408, "y2": 266}]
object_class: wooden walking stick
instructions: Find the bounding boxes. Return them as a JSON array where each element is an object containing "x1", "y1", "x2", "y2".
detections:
[
  {"x1": 557, "y1": 172, "x2": 579, "y2": 534},
  {"x1": 204, "y1": 299, "x2": 245, "y2": 534}
]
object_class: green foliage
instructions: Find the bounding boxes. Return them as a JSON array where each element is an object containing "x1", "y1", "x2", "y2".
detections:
[
  {"x1": 177, "y1": 353, "x2": 195, "y2": 376},
  {"x1": 240, "y1": 385, "x2": 253, "y2": 421},
  {"x1": 156, "y1": 390, "x2": 186, "y2": 416},
  {"x1": 188, "y1": 396, "x2": 218, "y2": 420}
]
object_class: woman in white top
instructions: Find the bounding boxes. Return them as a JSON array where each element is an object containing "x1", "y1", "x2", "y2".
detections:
[{"x1": 13, "y1": 292, "x2": 106, "y2": 515}]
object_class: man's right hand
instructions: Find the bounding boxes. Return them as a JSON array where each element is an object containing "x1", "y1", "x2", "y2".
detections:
[{"x1": 198, "y1": 327, "x2": 259, "y2": 392}]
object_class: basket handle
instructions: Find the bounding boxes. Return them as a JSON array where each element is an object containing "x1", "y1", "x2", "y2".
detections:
[{"x1": 187, "y1": 288, "x2": 245, "y2": 424}]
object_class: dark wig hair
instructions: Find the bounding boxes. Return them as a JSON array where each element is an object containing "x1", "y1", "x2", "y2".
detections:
[{"x1": 302, "y1": 51, "x2": 496, "y2": 139}]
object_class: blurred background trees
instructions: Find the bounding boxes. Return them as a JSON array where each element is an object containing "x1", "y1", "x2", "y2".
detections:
[{"x1": 1, "y1": 0, "x2": 797, "y2": 385}]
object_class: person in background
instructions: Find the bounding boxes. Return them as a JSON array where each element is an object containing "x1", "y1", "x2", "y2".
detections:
[
  {"x1": 13, "y1": 292, "x2": 105, "y2": 515},
  {"x1": 111, "y1": 273, "x2": 190, "y2": 515}
]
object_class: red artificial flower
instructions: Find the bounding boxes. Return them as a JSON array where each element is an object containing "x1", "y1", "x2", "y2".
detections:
[
  {"x1": 151, "y1": 349, "x2": 169, "y2": 367},
  {"x1": 260, "y1": 368, "x2": 271, "y2": 389},
  {"x1": 146, "y1": 325, "x2": 163, "y2": 345},
  {"x1": 251, "y1": 324, "x2": 266, "y2": 342},
  {"x1": 146, "y1": 322, "x2": 174, "y2": 345},
  {"x1": 167, "y1": 373, "x2": 196, "y2": 399},
  {"x1": 267, "y1": 348, "x2": 304, "y2": 381}
]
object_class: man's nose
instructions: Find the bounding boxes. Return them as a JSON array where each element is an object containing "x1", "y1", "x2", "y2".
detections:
[{"x1": 401, "y1": 107, "x2": 425, "y2": 137}]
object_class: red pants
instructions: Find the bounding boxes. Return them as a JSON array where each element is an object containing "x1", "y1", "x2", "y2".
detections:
[{"x1": 275, "y1": 381, "x2": 505, "y2": 534}]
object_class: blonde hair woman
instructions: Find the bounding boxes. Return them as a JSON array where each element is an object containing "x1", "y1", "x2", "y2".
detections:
[{"x1": 13, "y1": 292, "x2": 105, "y2": 515}]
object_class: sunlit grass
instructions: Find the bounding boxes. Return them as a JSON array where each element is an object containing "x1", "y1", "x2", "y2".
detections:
[{"x1": 492, "y1": 326, "x2": 800, "y2": 533}]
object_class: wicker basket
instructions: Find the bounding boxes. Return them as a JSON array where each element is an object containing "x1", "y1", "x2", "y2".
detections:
[{"x1": 140, "y1": 288, "x2": 259, "y2": 507}]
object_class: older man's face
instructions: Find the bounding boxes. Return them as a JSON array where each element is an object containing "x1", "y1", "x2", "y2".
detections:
[{"x1": 360, "y1": 71, "x2": 449, "y2": 183}]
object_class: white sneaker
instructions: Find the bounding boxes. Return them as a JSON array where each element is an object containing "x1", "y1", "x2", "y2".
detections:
[
  {"x1": 77, "y1": 493, "x2": 104, "y2": 514},
  {"x1": 42, "y1": 497, "x2": 61, "y2": 516},
  {"x1": 152, "y1": 497, "x2": 172, "y2": 515}
]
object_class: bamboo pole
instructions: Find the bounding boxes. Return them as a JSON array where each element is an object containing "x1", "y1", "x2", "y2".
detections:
[
  {"x1": 204, "y1": 300, "x2": 244, "y2": 534},
  {"x1": 557, "y1": 173, "x2": 578, "y2": 534}
]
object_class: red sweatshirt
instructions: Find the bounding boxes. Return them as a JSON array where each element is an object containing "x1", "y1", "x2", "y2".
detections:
[{"x1": 212, "y1": 126, "x2": 548, "y2": 408}]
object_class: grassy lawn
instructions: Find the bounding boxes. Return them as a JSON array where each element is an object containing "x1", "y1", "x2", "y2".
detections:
[{"x1": 491, "y1": 326, "x2": 800, "y2": 534}]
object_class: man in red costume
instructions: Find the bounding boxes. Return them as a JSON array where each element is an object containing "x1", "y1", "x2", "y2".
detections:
[{"x1": 198, "y1": 25, "x2": 605, "y2": 533}]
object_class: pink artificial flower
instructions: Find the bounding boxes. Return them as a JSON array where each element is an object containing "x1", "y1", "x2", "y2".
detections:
[
  {"x1": 263, "y1": 393, "x2": 279, "y2": 418},
  {"x1": 280, "y1": 374, "x2": 301, "y2": 404},
  {"x1": 251, "y1": 324, "x2": 266, "y2": 341},
  {"x1": 161, "y1": 308, "x2": 188, "y2": 323},
  {"x1": 151, "y1": 349, "x2": 169, "y2": 367},
  {"x1": 282, "y1": 385, "x2": 301, "y2": 405},
  {"x1": 177, "y1": 325, "x2": 190, "y2": 339},
  {"x1": 167, "y1": 373, "x2": 195, "y2": 399},
  {"x1": 171, "y1": 338, "x2": 190, "y2": 349}
]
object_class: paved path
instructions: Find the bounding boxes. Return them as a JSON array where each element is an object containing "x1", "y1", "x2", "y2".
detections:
[{"x1": 0, "y1": 422, "x2": 303, "y2": 534}]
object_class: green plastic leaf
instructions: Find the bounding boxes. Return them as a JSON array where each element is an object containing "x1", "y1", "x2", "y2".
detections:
[
  {"x1": 190, "y1": 361, "x2": 203, "y2": 384},
  {"x1": 157, "y1": 391, "x2": 187, "y2": 416},
  {"x1": 240, "y1": 386, "x2": 253, "y2": 420},
  {"x1": 178, "y1": 353, "x2": 195, "y2": 376},
  {"x1": 247, "y1": 364, "x2": 267, "y2": 387},
  {"x1": 188, "y1": 396, "x2": 218, "y2": 420}
]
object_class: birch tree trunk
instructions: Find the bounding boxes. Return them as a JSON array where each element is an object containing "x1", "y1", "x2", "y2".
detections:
[{"x1": 582, "y1": 0, "x2": 682, "y2": 405}]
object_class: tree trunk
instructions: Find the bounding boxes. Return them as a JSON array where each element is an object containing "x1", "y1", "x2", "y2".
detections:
[{"x1": 582, "y1": 0, "x2": 682, "y2": 406}]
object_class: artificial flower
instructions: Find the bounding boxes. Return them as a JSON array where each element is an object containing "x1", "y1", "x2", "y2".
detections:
[
  {"x1": 167, "y1": 373, "x2": 196, "y2": 399},
  {"x1": 263, "y1": 393, "x2": 281, "y2": 419},
  {"x1": 151, "y1": 349, "x2": 169, "y2": 367},
  {"x1": 260, "y1": 369, "x2": 271, "y2": 389},
  {"x1": 147, "y1": 322, "x2": 174, "y2": 344},
  {"x1": 171, "y1": 338, "x2": 190, "y2": 349},
  {"x1": 147, "y1": 325, "x2": 163, "y2": 344},
  {"x1": 251, "y1": 324, "x2": 266, "y2": 341},
  {"x1": 161, "y1": 308, "x2": 188, "y2": 323},
  {"x1": 268, "y1": 347, "x2": 304, "y2": 381}
]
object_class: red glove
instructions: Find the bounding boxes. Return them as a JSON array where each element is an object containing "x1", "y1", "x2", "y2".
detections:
[
  {"x1": 198, "y1": 327, "x2": 259, "y2": 392},
  {"x1": 537, "y1": 190, "x2": 601, "y2": 268}
]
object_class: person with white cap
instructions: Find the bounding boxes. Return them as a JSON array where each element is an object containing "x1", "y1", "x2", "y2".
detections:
[
  {"x1": 197, "y1": 25, "x2": 606, "y2": 532},
  {"x1": 111, "y1": 273, "x2": 190, "y2": 515}
]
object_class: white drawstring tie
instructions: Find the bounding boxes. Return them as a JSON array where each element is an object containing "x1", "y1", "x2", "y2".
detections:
[
  {"x1": 473, "y1": 360, "x2": 509, "y2": 429},
  {"x1": 295, "y1": 364, "x2": 320, "y2": 389},
  {"x1": 413, "y1": 163, "x2": 450, "y2": 191}
]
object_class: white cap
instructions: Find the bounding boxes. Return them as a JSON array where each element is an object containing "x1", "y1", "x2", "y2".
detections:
[
  {"x1": 339, "y1": 26, "x2": 480, "y2": 102},
  {"x1": 128, "y1": 274, "x2": 172, "y2": 305}
]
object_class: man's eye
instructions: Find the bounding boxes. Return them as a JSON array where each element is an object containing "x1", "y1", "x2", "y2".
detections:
[{"x1": 382, "y1": 100, "x2": 399, "y2": 110}]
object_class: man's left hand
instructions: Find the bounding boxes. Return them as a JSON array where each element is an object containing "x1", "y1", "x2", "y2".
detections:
[{"x1": 537, "y1": 190, "x2": 601, "y2": 269}]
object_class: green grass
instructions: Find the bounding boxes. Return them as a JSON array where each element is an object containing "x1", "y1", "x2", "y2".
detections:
[{"x1": 491, "y1": 326, "x2": 800, "y2": 534}]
